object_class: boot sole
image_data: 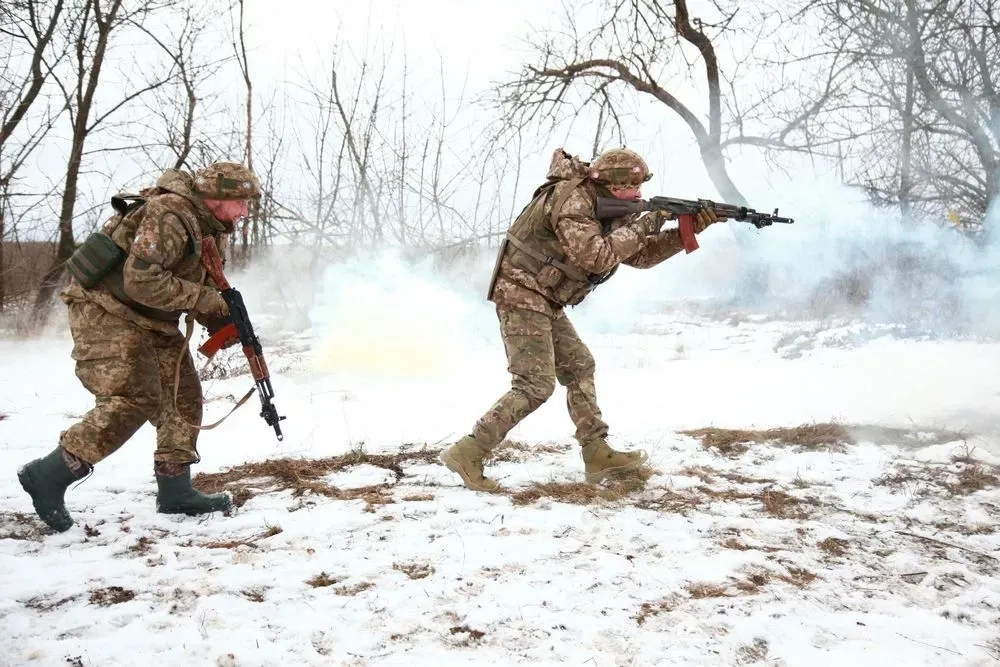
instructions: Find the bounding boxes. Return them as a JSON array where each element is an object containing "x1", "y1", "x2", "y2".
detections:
[
  {"x1": 585, "y1": 450, "x2": 649, "y2": 484},
  {"x1": 438, "y1": 451, "x2": 500, "y2": 492}
]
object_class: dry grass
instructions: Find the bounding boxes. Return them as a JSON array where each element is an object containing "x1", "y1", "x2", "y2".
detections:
[
  {"x1": 736, "y1": 638, "x2": 770, "y2": 664},
  {"x1": 685, "y1": 582, "x2": 732, "y2": 599},
  {"x1": 401, "y1": 493, "x2": 435, "y2": 502},
  {"x1": 509, "y1": 467, "x2": 652, "y2": 506},
  {"x1": 635, "y1": 488, "x2": 702, "y2": 513},
  {"x1": 449, "y1": 625, "x2": 486, "y2": 645},
  {"x1": 334, "y1": 581, "x2": 374, "y2": 596},
  {"x1": 486, "y1": 439, "x2": 570, "y2": 463},
  {"x1": 761, "y1": 488, "x2": 810, "y2": 519},
  {"x1": 88, "y1": 586, "x2": 136, "y2": 607},
  {"x1": 22, "y1": 593, "x2": 82, "y2": 612},
  {"x1": 200, "y1": 525, "x2": 283, "y2": 549},
  {"x1": 0, "y1": 511, "x2": 47, "y2": 541},
  {"x1": 778, "y1": 566, "x2": 818, "y2": 588},
  {"x1": 306, "y1": 572, "x2": 343, "y2": 588},
  {"x1": 682, "y1": 423, "x2": 851, "y2": 456},
  {"x1": 193, "y1": 447, "x2": 442, "y2": 509},
  {"x1": 875, "y1": 458, "x2": 1000, "y2": 498},
  {"x1": 818, "y1": 537, "x2": 850, "y2": 557},
  {"x1": 393, "y1": 561, "x2": 435, "y2": 580},
  {"x1": 241, "y1": 588, "x2": 265, "y2": 603},
  {"x1": 634, "y1": 597, "x2": 679, "y2": 625},
  {"x1": 127, "y1": 536, "x2": 155, "y2": 556},
  {"x1": 720, "y1": 537, "x2": 782, "y2": 553}
]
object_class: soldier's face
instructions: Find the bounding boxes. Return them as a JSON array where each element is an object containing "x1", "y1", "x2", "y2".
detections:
[
  {"x1": 204, "y1": 198, "x2": 250, "y2": 230},
  {"x1": 609, "y1": 184, "x2": 642, "y2": 200}
]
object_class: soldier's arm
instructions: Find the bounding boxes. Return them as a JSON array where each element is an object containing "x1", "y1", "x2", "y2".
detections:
[
  {"x1": 122, "y1": 199, "x2": 209, "y2": 311},
  {"x1": 552, "y1": 188, "x2": 648, "y2": 274},
  {"x1": 622, "y1": 227, "x2": 686, "y2": 269}
]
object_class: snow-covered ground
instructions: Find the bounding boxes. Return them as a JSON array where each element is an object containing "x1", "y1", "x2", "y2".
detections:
[{"x1": 1, "y1": 283, "x2": 999, "y2": 667}]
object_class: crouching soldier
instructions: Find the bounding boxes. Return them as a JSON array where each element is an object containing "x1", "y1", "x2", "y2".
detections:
[{"x1": 17, "y1": 161, "x2": 260, "y2": 532}]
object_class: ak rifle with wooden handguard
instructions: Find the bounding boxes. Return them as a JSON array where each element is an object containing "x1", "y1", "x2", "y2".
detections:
[
  {"x1": 595, "y1": 195, "x2": 794, "y2": 253},
  {"x1": 197, "y1": 237, "x2": 286, "y2": 440}
]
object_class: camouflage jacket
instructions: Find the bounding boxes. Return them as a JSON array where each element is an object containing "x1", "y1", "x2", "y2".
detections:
[
  {"x1": 61, "y1": 169, "x2": 227, "y2": 336},
  {"x1": 488, "y1": 149, "x2": 686, "y2": 315}
]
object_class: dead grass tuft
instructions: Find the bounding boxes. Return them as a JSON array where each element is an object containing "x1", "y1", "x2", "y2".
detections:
[
  {"x1": 127, "y1": 536, "x2": 155, "y2": 556},
  {"x1": 0, "y1": 511, "x2": 47, "y2": 541},
  {"x1": 88, "y1": 586, "x2": 136, "y2": 606},
  {"x1": 23, "y1": 593, "x2": 81, "y2": 612},
  {"x1": 510, "y1": 468, "x2": 652, "y2": 506},
  {"x1": 634, "y1": 597, "x2": 678, "y2": 625},
  {"x1": 682, "y1": 423, "x2": 851, "y2": 456},
  {"x1": 241, "y1": 588, "x2": 265, "y2": 603},
  {"x1": 401, "y1": 493, "x2": 435, "y2": 502},
  {"x1": 685, "y1": 582, "x2": 732, "y2": 599},
  {"x1": 193, "y1": 447, "x2": 442, "y2": 508},
  {"x1": 201, "y1": 525, "x2": 282, "y2": 549},
  {"x1": 393, "y1": 561, "x2": 435, "y2": 580},
  {"x1": 486, "y1": 439, "x2": 569, "y2": 463},
  {"x1": 876, "y1": 459, "x2": 1000, "y2": 498},
  {"x1": 778, "y1": 566, "x2": 818, "y2": 588},
  {"x1": 761, "y1": 488, "x2": 810, "y2": 519},
  {"x1": 334, "y1": 581, "x2": 374, "y2": 596},
  {"x1": 306, "y1": 572, "x2": 343, "y2": 588},
  {"x1": 736, "y1": 638, "x2": 770, "y2": 664},
  {"x1": 636, "y1": 488, "x2": 702, "y2": 513},
  {"x1": 449, "y1": 624, "x2": 486, "y2": 645},
  {"x1": 818, "y1": 537, "x2": 850, "y2": 557}
]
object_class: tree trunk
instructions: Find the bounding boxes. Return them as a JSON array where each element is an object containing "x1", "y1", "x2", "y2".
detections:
[
  {"x1": 699, "y1": 143, "x2": 746, "y2": 205},
  {"x1": 899, "y1": 64, "x2": 915, "y2": 217}
]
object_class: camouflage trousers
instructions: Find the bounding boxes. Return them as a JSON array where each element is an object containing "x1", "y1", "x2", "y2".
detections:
[
  {"x1": 471, "y1": 306, "x2": 609, "y2": 447},
  {"x1": 59, "y1": 300, "x2": 203, "y2": 465}
]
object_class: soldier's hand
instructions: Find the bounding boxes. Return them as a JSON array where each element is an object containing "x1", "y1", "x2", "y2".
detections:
[
  {"x1": 194, "y1": 287, "x2": 229, "y2": 318},
  {"x1": 693, "y1": 205, "x2": 719, "y2": 233}
]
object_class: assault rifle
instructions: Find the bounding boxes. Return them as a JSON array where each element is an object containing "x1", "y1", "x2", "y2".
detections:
[
  {"x1": 595, "y1": 195, "x2": 794, "y2": 253},
  {"x1": 197, "y1": 237, "x2": 286, "y2": 441}
]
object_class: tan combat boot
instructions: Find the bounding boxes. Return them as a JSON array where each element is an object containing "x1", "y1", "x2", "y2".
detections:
[
  {"x1": 581, "y1": 439, "x2": 648, "y2": 483},
  {"x1": 439, "y1": 435, "x2": 500, "y2": 492}
]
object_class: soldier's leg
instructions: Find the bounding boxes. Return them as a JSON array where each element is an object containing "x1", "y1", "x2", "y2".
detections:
[
  {"x1": 441, "y1": 307, "x2": 557, "y2": 491},
  {"x1": 149, "y1": 334, "x2": 231, "y2": 515},
  {"x1": 551, "y1": 309, "x2": 608, "y2": 444},
  {"x1": 471, "y1": 307, "x2": 557, "y2": 445},
  {"x1": 59, "y1": 301, "x2": 160, "y2": 463},
  {"x1": 551, "y1": 310, "x2": 646, "y2": 483},
  {"x1": 19, "y1": 301, "x2": 158, "y2": 531}
]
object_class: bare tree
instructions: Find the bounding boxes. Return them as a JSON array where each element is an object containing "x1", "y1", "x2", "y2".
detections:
[
  {"x1": 494, "y1": 0, "x2": 854, "y2": 204},
  {"x1": 0, "y1": 0, "x2": 68, "y2": 311},
  {"x1": 31, "y1": 0, "x2": 182, "y2": 324},
  {"x1": 795, "y1": 0, "x2": 1000, "y2": 227}
]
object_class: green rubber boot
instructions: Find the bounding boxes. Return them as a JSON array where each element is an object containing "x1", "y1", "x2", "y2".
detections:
[
  {"x1": 154, "y1": 463, "x2": 232, "y2": 515},
  {"x1": 17, "y1": 446, "x2": 92, "y2": 532}
]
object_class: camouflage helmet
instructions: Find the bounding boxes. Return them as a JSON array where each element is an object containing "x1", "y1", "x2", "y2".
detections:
[
  {"x1": 589, "y1": 148, "x2": 652, "y2": 186},
  {"x1": 192, "y1": 161, "x2": 260, "y2": 201}
]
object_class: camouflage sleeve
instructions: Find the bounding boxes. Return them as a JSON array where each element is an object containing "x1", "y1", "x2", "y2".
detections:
[
  {"x1": 622, "y1": 229, "x2": 686, "y2": 268},
  {"x1": 552, "y1": 188, "x2": 647, "y2": 274},
  {"x1": 122, "y1": 198, "x2": 203, "y2": 311}
]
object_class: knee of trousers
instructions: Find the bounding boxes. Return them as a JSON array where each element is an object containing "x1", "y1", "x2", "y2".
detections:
[{"x1": 517, "y1": 374, "x2": 556, "y2": 409}]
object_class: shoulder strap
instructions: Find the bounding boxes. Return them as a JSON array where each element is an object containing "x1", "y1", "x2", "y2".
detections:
[{"x1": 548, "y1": 177, "x2": 586, "y2": 229}]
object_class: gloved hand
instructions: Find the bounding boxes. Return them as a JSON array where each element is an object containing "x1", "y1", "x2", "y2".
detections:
[
  {"x1": 693, "y1": 203, "x2": 722, "y2": 233},
  {"x1": 194, "y1": 287, "x2": 229, "y2": 318}
]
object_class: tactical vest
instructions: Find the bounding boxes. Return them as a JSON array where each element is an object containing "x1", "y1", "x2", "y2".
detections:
[
  {"x1": 488, "y1": 177, "x2": 618, "y2": 307},
  {"x1": 65, "y1": 191, "x2": 201, "y2": 322}
]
